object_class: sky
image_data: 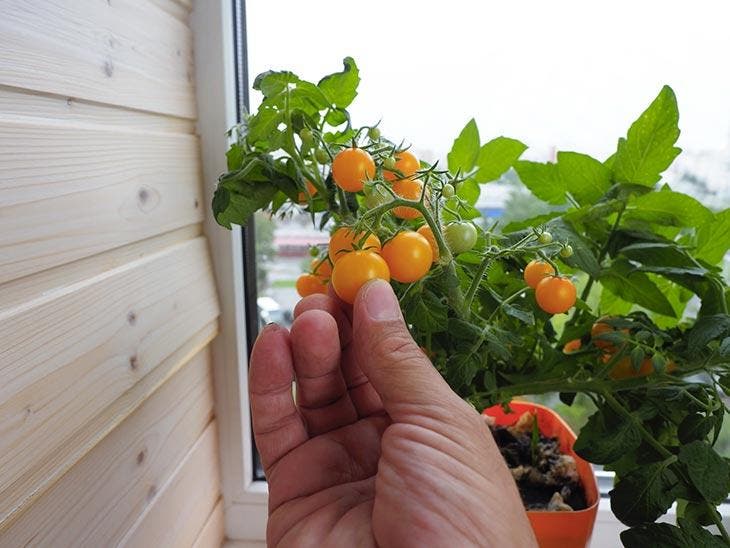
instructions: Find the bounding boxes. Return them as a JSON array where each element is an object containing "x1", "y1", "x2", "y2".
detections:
[{"x1": 245, "y1": 0, "x2": 730, "y2": 164}]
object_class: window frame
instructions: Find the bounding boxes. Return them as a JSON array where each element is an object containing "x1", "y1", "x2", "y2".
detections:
[{"x1": 193, "y1": 0, "x2": 268, "y2": 543}]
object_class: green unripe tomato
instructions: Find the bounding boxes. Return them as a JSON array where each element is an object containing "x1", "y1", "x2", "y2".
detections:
[
  {"x1": 362, "y1": 186, "x2": 392, "y2": 209},
  {"x1": 315, "y1": 148, "x2": 329, "y2": 164},
  {"x1": 445, "y1": 222, "x2": 478, "y2": 255},
  {"x1": 309, "y1": 246, "x2": 320, "y2": 258},
  {"x1": 383, "y1": 155, "x2": 397, "y2": 171},
  {"x1": 368, "y1": 127, "x2": 381, "y2": 140},
  {"x1": 442, "y1": 183, "x2": 455, "y2": 198},
  {"x1": 560, "y1": 244, "x2": 574, "y2": 258},
  {"x1": 300, "y1": 128, "x2": 314, "y2": 147},
  {"x1": 538, "y1": 231, "x2": 553, "y2": 244}
]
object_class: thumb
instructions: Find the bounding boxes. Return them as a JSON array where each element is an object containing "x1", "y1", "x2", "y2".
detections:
[{"x1": 352, "y1": 279, "x2": 459, "y2": 420}]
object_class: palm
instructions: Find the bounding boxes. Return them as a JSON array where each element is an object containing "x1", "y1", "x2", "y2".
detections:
[{"x1": 249, "y1": 290, "x2": 535, "y2": 548}]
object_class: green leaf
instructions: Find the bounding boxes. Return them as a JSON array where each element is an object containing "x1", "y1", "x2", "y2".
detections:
[
  {"x1": 600, "y1": 259, "x2": 676, "y2": 317},
  {"x1": 325, "y1": 108, "x2": 348, "y2": 126},
  {"x1": 247, "y1": 108, "x2": 284, "y2": 146},
  {"x1": 678, "y1": 441, "x2": 730, "y2": 504},
  {"x1": 696, "y1": 208, "x2": 730, "y2": 265},
  {"x1": 612, "y1": 85, "x2": 681, "y2": 186},
  {"x1": 456, "y1": 178, "x2": 480, "y2": 205},
  {"x1": 574, "y1": 407, "x2": 642, "y2": 464},
  {"x1": 212, "y1": 180, "x2": 276, "y2": 229},
  {"x1": 226, "y1": 143, "x2": 245, "y2": 171},
  {"x1": 503, "y1": 302, "x2": 535, "y2": 325},
  {"x1": 474, "y1": 137, "x2": 527, "y2": 183},
  {"x1": 621, "y1": 522, "x2": 727, "y2": 548},
  {"x1": 404, "y1": 290, "x2": 448, "y2": 333},
  {"x1": 610, "y1": 461, "x2": 679, "y2": 526},
  {"x1": 448, "y1": 119, "x2": 480, "y2": 174},
  {"x1": 446, "y1": 352, "x2": 480, "y2": 391},
  {"x1": 317, "y1": 57, "x2": 360, "y2": 108},
  {"x1": 252, "y1": 70, "x2": 299, "y2": 97},
  {"x1": 558, "y1": 151, "x2": 612, "y2": 205},
  {"x1": 546, "y1": 218, "x2": 601, "y2": 277},
  {"x1": 619, "y1": 242, "x2": 705, "y2": 273},
  {"x1": 678, "y1": 414, "x2": 715, "y2": 444},
  {"x1": 502, "y1": 211, "x2": 563, "y2": 232},
  {"x1": 624, "y1": 190, "x2": 714, "y2": 228},
  {"x1": 514, "y1": 160, "x2": 566, "y2": 205},
  {"x1": 687, "y1": 315, "x2": 730, "y2": 353}
]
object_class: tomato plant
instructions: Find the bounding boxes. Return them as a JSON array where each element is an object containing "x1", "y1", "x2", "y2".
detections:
[
  {"x1": 330, "y1": 250, "x2": 390, "y2": 304},
  {"x1": 381, "y1": 231, "x2": 433, "y2": 283},
  {"x1": 214, "y1": 58, "x2": 730, "y2": 544}
]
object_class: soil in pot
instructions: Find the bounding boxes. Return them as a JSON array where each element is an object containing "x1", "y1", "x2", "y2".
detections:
[{"x1": 485, "y1": 411, "x2": 587, "y2": 512}]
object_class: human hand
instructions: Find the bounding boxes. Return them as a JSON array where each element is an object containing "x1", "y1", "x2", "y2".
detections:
[{"x1": 249, "y1": 280, "x2": 537, "y2": 547}]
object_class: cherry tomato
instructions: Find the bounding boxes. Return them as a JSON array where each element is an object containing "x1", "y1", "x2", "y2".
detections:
[
  {"x1": 310, "y1": 257, "x2": 332, "y2": 280},
  {"x1": 442, "y1": 183, "x2": 455, "y2": 198},
  {"x1": 417, "y1": 225, "x2": 440, "y2": 262},
  {"x1": 368, "y1": 127, "x2": 381, "y2": 140},
  {"x1": 299, "y1": 128, "x2": 314, "y2": 147},
  {"x1": 315, "y1": 148, "x2": 329, "y2": 164},
  {"x1": 523, "y1": 260, "x2": 555, "y2": 289},
  {"x1": 297, "y1": 180, "x2": 317, "y2": 204},
  {"x1": 381, "y1": 231, "x2": 433, "y2": 283},
  {"x1": 332, "y1": 148, "x2": 375, "y2": 192},
  {"x1": 383, "y1": 150, "x2": 419, "y2": 182},
  {"x1": 392, "y1": 178, "x2": 424, "y2": 219},
  {"x1": 560, "y1": 244, "x2": 574, "y2": 258},
  {"x1": 538, "y1": 231, "x2": 553, "y2": 244},
  {"x1": 591, "y1": 318, "x2": 629, "y2": 352},
  {"x1": 535, "y1": 276, "x2": 576, "y2": 314},
  {"x1": 328, "y1": 227, "x2": 381, "y2": 264},
  {"x1": 331, "y1": 250, "x2": 390, "y2": 304},
  {"x1": 383, "y1": 156, "x2": 397, "y2": 170},
  {"x1": 296, "y1": 273, "x2": 327, "y2": 298},
  {"x1": 606, "y1": 355, "x2": 678, "y2": 379},
  {"x1": 362, "y1": 184, "x2": 392, "y2": 209},
  {"x1": 445, "y1": 222, "x2": 478, "y2": 254},
  {"x1": 563, "y1": 339, "x2": 582, "y2": 354}
]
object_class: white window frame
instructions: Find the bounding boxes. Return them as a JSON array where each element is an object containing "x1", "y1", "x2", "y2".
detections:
[
  {"x1": 191, "y1": 2, "x2": 730, "y2": 545},
  {"x1": 193, "y1": 0, "x2": 268, "y2": 543}
]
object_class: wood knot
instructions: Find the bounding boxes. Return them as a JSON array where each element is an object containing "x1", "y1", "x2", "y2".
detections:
[
  {"x1": 137, "y1": 188, "x2": 149, "y2": 203},
  {"x1": 129, "y1": 355, "x2": 139, "y2": 370},
  {"x1": 147, "y1": 485, "x2": 157, "y2": 501},
  {"x1": 127, "y1": 311, "x2": 137, "y2": 325},
  {"x1": 103, "y1": 60, "x2": 114, "y2": 77},
  {"x1": 194, "y1": 199, "x2": 199, "y2": 209},
  {"x1": 136, "y1": 449, "x2": 146, "y2": 465}
]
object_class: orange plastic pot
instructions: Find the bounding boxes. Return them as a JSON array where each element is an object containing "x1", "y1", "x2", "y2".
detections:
[{"x1": 483, "y1": 401, "x2": 599, "y2": 548}]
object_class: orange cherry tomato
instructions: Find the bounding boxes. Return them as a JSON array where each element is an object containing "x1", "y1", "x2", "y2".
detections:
[
  {"x1": 310, "y1": 257, "x2": 332, "y2": 280},
  {"x1": 296, "y1": 273, "x2": 327, "y2": 298},
  {"x1": 392, "y1": 178, "x2": 424, "y2": 219},
  {"x1": 608, "y1": 356, "x2": 654, "y2": 380},
  {"x1": 523, "y1": 260, "x2": 555, "y2": 289},
  {"x1": 591, "y1": 318, "x2": 629, "y2": 352},
  {"x1": 383, "y1": 150, "x2": 420, "y2": 182},
  {"x1": 297, "y1": 180, "x2": 317, "y2": 204},
  {"x1": 330, "y1": 250, "x2": 390, "y2": 304},
  {"x1": 381, "y1": 231, "x2": 433, "y2": 283},
  {"x1": 417, "y1": 225, "x2": 440, "y2": 262},
  {"x1": 332, "y1": 148, "x2": 375, "y2": 192},
  {"x1": 563, "y1": 339, "x2": 582, "y2": 354},
  {"x1": 535, "y1": 276, "x2": 577, "y2": 314},
  {"x1": 328, "y1": 227, "x2": 381, "y2": 264}
]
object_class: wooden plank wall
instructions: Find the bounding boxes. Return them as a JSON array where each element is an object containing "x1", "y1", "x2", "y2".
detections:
[{"x1": 0, "y1": 0, "x2": 224, "y2": 546}]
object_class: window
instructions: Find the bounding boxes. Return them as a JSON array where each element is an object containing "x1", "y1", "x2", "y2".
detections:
[{"x1": 196, "y1": 1, "x2": 730, "y2": 543}]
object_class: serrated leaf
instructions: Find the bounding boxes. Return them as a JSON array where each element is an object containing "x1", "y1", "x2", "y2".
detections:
[
  {"x1": 474, "y1": 136, "x2": 527, "y2": 183},
  {"x1": 558, "y1": 151, "x2": 612, "y2": 205},
  {"x1": 317, "y1": 57, "x2": 359, "y2": 108},
  {"x1": 448, "y1": 119, "x2": 480, "y2": 174},
  {"x1": 678, "y1": 414, "x2": 715, "y2": 444},
  {"x1": 678, "y1": 441, "x2": 730, "y2": 504},
  {"x1": 446, "y1": 352, "x2": 480, "y2": 391},
  {"x1": 514, "y1": 160, "x2": 566, "y2": 205},
  {"x1": 613, "y1": 85, "x2": 681, "y2": 186},
  {"x1": 600, "y1": 259, "x2": 676, "y2": 317},
  {"x1": 574, "y1": 407, "x2": 642, "y2": 464},
  {"x1": 503, "y1": 211, "x2": 563, "y2": 232},
  {"x1": 610, "y1": 461, "x2": 678, "y2": 526},
  {"x1": 404, "y1": 290, "x2": 448, "y2": 333},
  {"x1": 252, "y1": 70, "x2": 299, "y2": 97},
  {"x1": 621, "y1": 522, "x2": 726, "y2": 548},
  {"x1": 325, "y1": 108, "x2": 348, "y2": 126},
  {"x1": 212, "y1": 181, "x2": 276, "y2": 229},
  {"x1": 247, "y1": 108, "x2": 283, "y2": 146},
  {"x1": 503, "y1": 302, "x2": 535, "y2": 325},
  {"x1": 687, "y1": 315, "x2": 730, "y2": 353},
  {"x1": 696, "y1": 208, "x2": 730, "y2": 265},
  {"x1": 624, "y1": 190, "x2": 714, "y2": 228}
]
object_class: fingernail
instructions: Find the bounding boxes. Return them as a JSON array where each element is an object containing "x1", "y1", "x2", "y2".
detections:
[{"x1": 362, "y1": 279, "x2": 401, "y2": 321}]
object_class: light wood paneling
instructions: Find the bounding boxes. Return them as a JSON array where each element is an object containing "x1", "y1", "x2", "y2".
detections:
[
  {"x1": 0, "y1": 86, "x2": 195, "y2": 134},
  {"x1": 193, "y1": 499, "x2": 226, "y2": 548},
  {"x1": 0, "y1": 224, "x2": 201, "y2": 311},
  {"x1": 0, "y1": 238, "x2": 219, "y2": 527},
  {"x1": 121, "y1": 422, "x2": 221, "y2": 548},
  {"x1": 0, "y1": 0, "x2": 196, "y2": 118},
  {"x1": 0, "y1": 350, "x2": 215, "y2": 548},
  {"x1": 0, "y1": 121, "x2": 203, "y2": 284},
  {"x1": 0, "y1": 120, "x2": 200, "y2": 206}
]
